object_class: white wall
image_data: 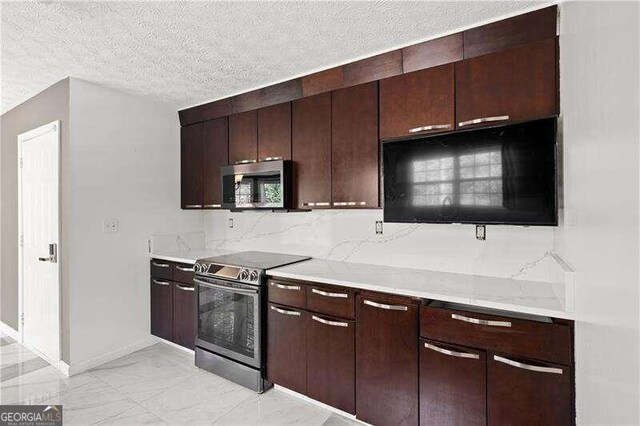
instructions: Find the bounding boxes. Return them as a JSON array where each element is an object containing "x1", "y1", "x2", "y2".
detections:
[
  {"x1": 556, "y1": 2, "x2": 639, "y2": 424},
  {"x1": 66, "y1": 79, "x2": 201, "y2": 367}
]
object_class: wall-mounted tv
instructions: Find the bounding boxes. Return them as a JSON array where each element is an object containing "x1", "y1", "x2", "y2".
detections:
[{"x1": 383, "y1": 118, "x2": 557, "y2": 226}]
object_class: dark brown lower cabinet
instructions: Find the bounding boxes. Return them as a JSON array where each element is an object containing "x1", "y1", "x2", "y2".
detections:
[
  {"x1": 356, "y1": 293, "x2": 419, "y2": 426},
  {"x1": 150, "y1": 278, "x2": 173, "y2": 341},
  {"x1": 420, "y1": 339, "x2": 486, "y2": 426},
  {"x1": 488, "y1": 353, "x2": 573, "y2": 426},
  {"x1": 306, "y1": 314, "x2": 355, "y2": 414},
  {"x1": 172, "y1": 283, "x2": 195, "y2": 349},
  {"x1": 267, "y1": 303, "x2": 307, "y2": 394}
]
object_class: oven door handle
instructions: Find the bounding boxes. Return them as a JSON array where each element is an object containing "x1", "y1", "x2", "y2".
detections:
[{"x1": 194, "y1": 278, "x2": 258, "y2": 295}]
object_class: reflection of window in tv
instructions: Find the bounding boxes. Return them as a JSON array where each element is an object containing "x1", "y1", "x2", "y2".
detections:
[{"x1": 411, "y1": 148, "x2": 503, "y2": 208}]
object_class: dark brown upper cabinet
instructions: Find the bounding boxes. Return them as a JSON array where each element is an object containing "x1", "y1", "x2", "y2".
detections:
[
  {"x1": 331, "y1": 82, "x2": 379, "y2": 209},
  {"x1": 202, "y1": 117, "x2": 228, "y2": 208},
  {"x1": 181, "y1": 123, "x2": 204, "y2": 209},
  {"x1": 356, "y1": 292, "x2": 419, "y2": 425},
  {"x1": 292, "y1": 93, "x2": 332, "y2": 209},
  {"x1": 229, "y1": 110, "x2": 258, "y2": 164},
  {"x1": 379, "y1": 64, "x2": 455, "y2": 140},
  {"x1": 402, "y1": 33, "x2": 463, "y2": 73},
  {"x1": 455, "y1": 38, "x2": 558, "y2": 130},
  {"x1": 258, "y1": 102, "x2": 292, "y2": 161}
]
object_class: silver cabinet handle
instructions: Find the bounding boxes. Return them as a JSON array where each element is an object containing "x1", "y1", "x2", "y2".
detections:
[
  {"x1": 204, "y1": 204, "x2": 221, "y2": 208},
  {"x1": 302, "y1": 202, "x2": 330, "y2": 207},
  {"x1": 184, "y1": 204, "x2": 203, "y2": 208},
  {"x1": 458, "y1": 115, "x2": 510, "y2": 127},
  {"x1": 424, "y1": 342, "x2": 479, "y2": 359},
  {"x1": 176, "y1": 284, "x2": 194, "y2": 292},
  {"x1": 493, "y1": 355, "x2": 563, "y2": 375},
  {"x1": 451, "y1": 313, "x2": 511, "y2": 328},
  {"x1": 194, "y1": 278, "x2": 258, "y2": 295},
  {"x1": 408, "y1": 124, "x2": 451, "y2": 133},
  {"x1": 311, "y1": 288, "x2": 348, "y2": 299},
  {"x1": 152, "y1": 262, "x2": 170, "y2": 268},
  {"x1": 234, "y1": 159, "x2": 257, "y2": 165},
  {"x1": 152, "y1": 279, "x2": 170, "y2": 286},
  {"x1": 270, "y1": 282, "x2": 301, "y2": 291},
  {"x1": 260, "y1": 156, "x2": 283, "y2": 162},
  {"x1": 270, "y1": 305, "x2": 301, "y2": 316},
  {"x1": 363, "y1": 299, "x2": 408, "y2": 311},
  {"x1": 333, "y1": 201, "x2": 366, "y2": 207},
  {"x1": 312, "y1": 315, "x2": 348, "y2": 328},
  {"x1": 176, "y1": 266, "x2": 194, "y2": 272}
]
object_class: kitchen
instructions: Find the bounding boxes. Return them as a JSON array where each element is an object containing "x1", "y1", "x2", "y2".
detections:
[{"x1": 1, "y1": 2, "x2": 639, "y2": 425}]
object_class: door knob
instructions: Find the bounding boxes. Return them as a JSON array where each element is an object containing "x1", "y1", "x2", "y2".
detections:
[{"x1": 38, "y1": 243, "x2": 57, "y2": 263}]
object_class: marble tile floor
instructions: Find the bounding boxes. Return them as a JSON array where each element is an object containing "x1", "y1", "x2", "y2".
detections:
[{"x1": 0, "y1": 334, "x2": 360, "y2": 425}]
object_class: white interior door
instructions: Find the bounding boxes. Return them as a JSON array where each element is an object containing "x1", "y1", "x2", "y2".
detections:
[{"x1": 19, "y1": 121, "x2": 60, "y2": 363}]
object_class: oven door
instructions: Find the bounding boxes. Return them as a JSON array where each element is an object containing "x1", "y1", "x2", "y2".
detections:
[
  {"x1": 194, "y1": 276, "x2": 261, "y2": 368},
  {"x1": 221, "y1": 160, "x2": 291, "y2": 210}
]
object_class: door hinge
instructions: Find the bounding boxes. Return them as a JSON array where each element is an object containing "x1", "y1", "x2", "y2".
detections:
[
  {"x1": 19, "y1": 235, "x2": 24, "y2": 247},
  {"x1": 21, "y1": 312, "x2": 25, "y2": 326},
  {"x1": 19, "y1": 158, "x2": 23, "y2": 168}
]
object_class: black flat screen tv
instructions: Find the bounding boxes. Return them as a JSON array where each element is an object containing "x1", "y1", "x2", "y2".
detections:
[{"x1": 383, "y1": 118, "x2": 557, "y2": 225}]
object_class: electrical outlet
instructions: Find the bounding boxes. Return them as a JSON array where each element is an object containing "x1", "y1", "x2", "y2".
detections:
[
  {"x1": 228, "y1": 218, "x2": 234, "y2": 229},
  {"x1": 475, "y1": 224, "x2": 486, "y2": 241},
  {"x1": 104, "y1": 219, "x2": 119, "y2": 234},
  {"x1": 375, "y1": 221, "x2": 383, "y2": 235}
]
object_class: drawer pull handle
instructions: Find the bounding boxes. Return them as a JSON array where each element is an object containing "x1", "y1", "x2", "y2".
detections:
[
  {"x1": 451, "y1": 313, "x2": 511, "y2": 327},
  {"x1": 176, "y1": 266, "x2": 194, "y2": 272},
  {"x1": 152, "y1": 262, "x2": 170, "y2": 268},
  {"x1": 494, "y1": 355, "x2": 563, "y2": 375},
  {"x1": 311, "y1": 288, "x2": 348, "y2": 299},
  {"x1": 152, "y1": 279, "x2": 170, "y2": 286},
  {"x1": 424, "y1": 342, "x2": 480, "y2": 360},
  {"x1": 302, "y1": 202, "x2": 330, "y2": 207},
  {"x1": 363, "y1": 299, "x2": 408, "y2": 311},
  {"x1": 176, "y1": 285, "x2": 195, "y2": 292},
  {"x1": 408, "y1": 124, "x2": 451, "y2": 133},
  {"x1": 270, "y1": 305, "x2": 301, "y2": 316},
  {"x1": 270, "y1": 282, "x2": 301, "y2": 291},
  {"x1": 184, "y1": 204, "x2": 203, "y2": 208},
  {"x1": 458, "y1": 115, "x2": 510, "y2": 127},
  {"x1": 204, "y1": 204, "x2": 221, "y2": 208},
  {"x1": 312, "y1": 315, "x2": 349, "y2": 328}
]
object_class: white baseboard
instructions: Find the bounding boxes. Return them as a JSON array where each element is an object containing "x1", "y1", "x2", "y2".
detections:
[
  {"x1": 0, "y1": 321, "x2": 21, "y2": 341},
  {"x1": 67, "y1": 336, "x2": 157, "y2": 376},
  {"x1": 274, "y1": 385, "x2": 368, "y2": 425}
]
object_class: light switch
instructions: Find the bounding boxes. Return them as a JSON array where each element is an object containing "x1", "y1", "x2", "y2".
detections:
[{"x1": 375, "y1": 221, "x2": 383, "y2": 235}]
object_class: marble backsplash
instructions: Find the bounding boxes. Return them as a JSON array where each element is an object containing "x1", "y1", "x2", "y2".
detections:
[{"x1": 202, "y1": 209, "x2": 568, "y2": 283}]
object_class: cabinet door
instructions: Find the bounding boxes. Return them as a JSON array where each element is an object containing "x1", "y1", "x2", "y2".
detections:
[
  {"x1": 420, "y1": 339, "x2": 486, "y2": 426},
  {"x1": 488, "y1": 353, "x2": 572, "y2": 426},
  {"x1": 202, "y1": 117, "x2": 228, "y2": 208},
  {"x1": 150, "y1": 278, "x2": 173, "y2": 341},
  {"x1": 332, "y1": 82, "x2": 379, "y2": 208},
  {"x1": 456, "y1": 38, "x2": 557, "y2": 129},
  {"x1": 379, "y1": 65, "x2": 455, "y2": 139},
  {"x1": 172, "y1": 283, "x2": 195, "y2": 349},
  {"x1": 258, "y1": 102, "x2": 291, "y2": 161},
  {"x1": 267, "y1": 304, "x2": 307, "y2": 394},
  {"x1": 307, "y1": 314, "x2": 355, "y2": 414},
  {"x1": 229, "y1": 110, "x2": 258, "y2": 164},
  {"x1": 181, "y1": 123, "x2": 204, "y2": 209},
  {"x1": 356, "y1": 293, "x2": 419, "y2": 425},
  {"x1": 292, "y1": 93, "x2": 332, "y2": 209}
]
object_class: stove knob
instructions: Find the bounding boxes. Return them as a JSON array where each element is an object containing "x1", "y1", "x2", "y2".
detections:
[
  {"x1": 194, "y1": 263, "x2": 201, "y2": 273},
  {"x1": 239, "y1": 269, "x2": 249, "y2": 281},
  {"x1": 249, "y1": 270, "x2": 259, "y2": 282}
]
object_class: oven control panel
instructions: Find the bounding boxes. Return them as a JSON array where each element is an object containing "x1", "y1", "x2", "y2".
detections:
[{"x1": 194, "y1": 262, "x2": 261, "y2": 285}]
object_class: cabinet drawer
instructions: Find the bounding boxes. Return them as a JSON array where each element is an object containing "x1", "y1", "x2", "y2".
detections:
[
  {"x1": 173, "y1": 263, "x2": 195, "y2": 285},
  {"x1": 420, "y1": 305, "x2": 572, "y2": 365},
  {"x1": 267, "y1": 279, "x2": 306, "y2": 309},
  {"x1": 150, "y1": 259, "x2": 173, "y2": 280},
  {"x1": 306, "y1": 284, "x2": 355, "y2": 319}
]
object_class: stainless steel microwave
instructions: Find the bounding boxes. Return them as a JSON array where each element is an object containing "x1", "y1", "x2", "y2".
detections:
[{"x1": 221, "y1": 160, "x2": 292, "y2": 210}]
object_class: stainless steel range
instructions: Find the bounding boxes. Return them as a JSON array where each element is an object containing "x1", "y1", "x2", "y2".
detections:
[{"x1": 193, "y1": 251, "x2": 310, "y2": 392}]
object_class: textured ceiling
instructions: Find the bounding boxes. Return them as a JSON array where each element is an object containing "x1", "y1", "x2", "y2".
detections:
[{"x1": 1, "y1": 1, "x2": 547, "y2": 114}]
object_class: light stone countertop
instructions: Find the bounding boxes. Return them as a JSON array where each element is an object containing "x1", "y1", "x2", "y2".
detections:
[
  {"x1": 150, "y1": 249, "x2": 234, "y2": 264},
  {"x1": 267, "y1": 258, "x2": 572, "y2": 319}
]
